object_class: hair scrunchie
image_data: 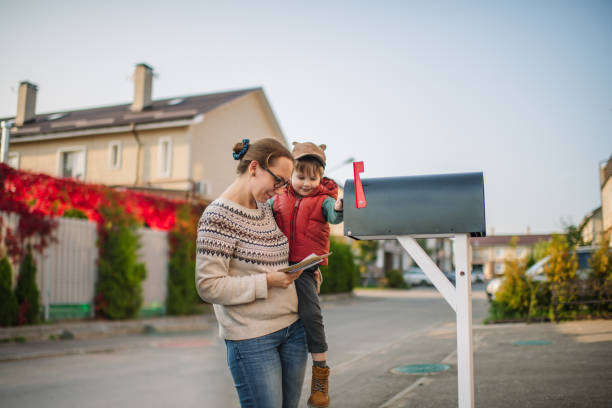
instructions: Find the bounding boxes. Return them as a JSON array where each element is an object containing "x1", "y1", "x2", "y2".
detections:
[{"x1": 232, "y1": 139, "x2": 250, "y2": 160}]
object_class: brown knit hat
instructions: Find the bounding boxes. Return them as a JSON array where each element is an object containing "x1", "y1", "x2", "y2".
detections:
[{"x1": 291, "y1": 142, "x2": 327, "y2": 167}]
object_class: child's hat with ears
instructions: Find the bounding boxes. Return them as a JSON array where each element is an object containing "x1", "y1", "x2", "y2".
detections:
[{"x1": 291, "y1": 142, "x2": 327, "y2": 167}]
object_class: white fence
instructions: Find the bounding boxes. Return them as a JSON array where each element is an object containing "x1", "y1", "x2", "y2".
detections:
[{"x1": 1, "y1": 212, "x2": 169, "y2": 320}]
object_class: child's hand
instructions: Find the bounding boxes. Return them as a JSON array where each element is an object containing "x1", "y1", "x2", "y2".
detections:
[
  {"x1": 314, "y1": 270, "x2": 322, "y2": 294},
  {"x1": 334, "y1": 198, "x2": 343, "y2": 212}
]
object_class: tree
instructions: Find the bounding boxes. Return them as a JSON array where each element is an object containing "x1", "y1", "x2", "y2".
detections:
[
  {"x1": 0, "y1": 257, "x2": 18, "y2": 326},
  {"x1": 166, "y1": 204, "x2": 201, "y2": 315},
  {"x1": 544, "y1": 234, "x2": 578, "y2": 320},
  {"x1": 95, "y1": 206, "x2": 146, "y2": 320},
  {"x1": 15, "y1": 249, "x2": 40, "y2": 325},
  {"x1": 561, "y1": 219, "x2": 584, "y2": 249}
]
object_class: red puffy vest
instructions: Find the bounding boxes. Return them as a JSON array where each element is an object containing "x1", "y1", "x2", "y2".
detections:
[{"x1": 273, "y1": 177, "x2": 338, "y2": 265}]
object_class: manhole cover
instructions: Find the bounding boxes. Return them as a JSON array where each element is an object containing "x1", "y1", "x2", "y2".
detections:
[
  {"x1": 513, "y1": 340, "x2": 552, "y2": 346},
  {"x1": 392, "y1": 364, "x2": 451, "y2": 374}
]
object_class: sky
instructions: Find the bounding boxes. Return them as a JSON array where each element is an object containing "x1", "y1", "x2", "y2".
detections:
[{"x1": 1, "y1": 0, "x2": 611, "y2": 235}]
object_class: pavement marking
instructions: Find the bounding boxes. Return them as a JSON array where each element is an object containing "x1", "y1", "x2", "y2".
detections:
[{"x1": 378, "y1": 377, "x2": 433, "y2": 408}]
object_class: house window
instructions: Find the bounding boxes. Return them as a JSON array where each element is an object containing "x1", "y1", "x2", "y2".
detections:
[
  {"x1": 7, "y1": 152, "x2": 20, "y2": 168},
  {"x1": 494, "y1": 263, "x2": 504, "y2": 274},
  {"x1": 108, "y1": 141, "x2": 121, "y2": 169},
  {"x1": 158, "y1": 137, "x2": 172, "y2": 178},
  {"x1": 58, "y1": 147, "x2": 86, "y2": 180},
  {"x1": 495, "y1": 248, "x2": 503, "y2": 258}
]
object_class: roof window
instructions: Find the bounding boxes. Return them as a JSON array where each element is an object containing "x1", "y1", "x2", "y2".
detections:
[
  {"x1": 167, "y1": 98, "x2": 185, "y2": 106},
  {"x1": 47, "y1": 113, "x2": 67, "y2": 121}
]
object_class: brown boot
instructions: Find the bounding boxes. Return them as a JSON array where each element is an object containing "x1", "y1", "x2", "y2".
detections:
[{"x1": 308, "y1": 365, "x2": 330, "y2": 408}]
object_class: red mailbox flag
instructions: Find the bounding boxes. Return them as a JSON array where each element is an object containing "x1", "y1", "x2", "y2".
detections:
[{"x1": 353, "y1": 161, "x2": 367, "y2": 208}]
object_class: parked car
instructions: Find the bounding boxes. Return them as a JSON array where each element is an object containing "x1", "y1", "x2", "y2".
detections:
[
  {"x1": 443, "y1": 270, "x2": 456, "y2": 286},
  {"x1": 471, "y1": 271, "x2": 485, "y2": 284},
  {"x1": 485, "y1": 246, "x2": 598, "y2": 301},
  {"x1": 403, "y1": 267, "x2": 432, "y2": 286}
]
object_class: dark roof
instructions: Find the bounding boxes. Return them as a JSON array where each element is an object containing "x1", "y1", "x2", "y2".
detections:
[
  {"x1": 470, "y1": 234, "x2": 552, "y2": 247},
  {"x1": 5, "y1": 88, "x2": 258, "y2": 139}
]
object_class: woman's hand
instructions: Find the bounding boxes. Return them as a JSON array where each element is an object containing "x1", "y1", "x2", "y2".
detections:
[{"x1": 267, "y1": 270, "x2": 303, "y2": 289}]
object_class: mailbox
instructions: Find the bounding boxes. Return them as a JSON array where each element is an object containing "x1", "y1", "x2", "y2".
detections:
[{"x1": 343, "y1": 172, "x2": 486, "y2": 239}]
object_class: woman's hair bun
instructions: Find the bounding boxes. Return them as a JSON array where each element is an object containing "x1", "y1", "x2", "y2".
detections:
[{"x1": 232, "y1": 139, "x2": 250, "y2": 160}]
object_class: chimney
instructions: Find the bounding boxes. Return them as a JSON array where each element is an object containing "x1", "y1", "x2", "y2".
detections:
[
  {"x1": 131, "y1": 63, "x2": 153, "y2": 112},
  {"x1": 15, "y1": 81, "x2": 38, "y2": 126}
]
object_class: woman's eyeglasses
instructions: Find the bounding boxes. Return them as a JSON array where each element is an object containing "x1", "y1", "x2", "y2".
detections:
[{"x1": 261, "y1": 165, "x2": 290, "y2": 189}]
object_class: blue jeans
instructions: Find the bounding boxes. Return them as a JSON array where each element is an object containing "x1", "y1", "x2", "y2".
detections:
[{"x1": 225, "y1": 319, "x2": 308, "y2": 408}]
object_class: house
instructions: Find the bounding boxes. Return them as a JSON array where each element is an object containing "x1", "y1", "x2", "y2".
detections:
[
  {"x1": 600, "y1": 154, "x2": 612, "y2": 244},
  {"x1": 2, "y1": 63, "x2": 287, "y2": 200},
  {"x1": 470, "y1": 234, "x2": 552, "y2": 279},
  {"x1": 580, "y1": 207, "x2": 603, "y2": 245}
]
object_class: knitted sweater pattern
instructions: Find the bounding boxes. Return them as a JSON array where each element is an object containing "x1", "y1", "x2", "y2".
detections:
[
  {"x1": 196, "y1": 199, "x2": 289, "y2": 266},
  {"x1": 195, "y1": 198, "x2": 298, "y2": 340}
]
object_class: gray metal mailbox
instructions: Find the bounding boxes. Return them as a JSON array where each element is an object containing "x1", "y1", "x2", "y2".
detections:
[
  {"x1": 342, "y1": 165, "x2": 486, "y2": 408},
  {"x1": 343, "y1": 172, "x2": 486, "y2": 239}
]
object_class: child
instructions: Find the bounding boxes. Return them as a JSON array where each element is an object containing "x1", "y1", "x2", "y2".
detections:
[{"x1": 268, "y1": 141, "x2": 343, "y2": 408}]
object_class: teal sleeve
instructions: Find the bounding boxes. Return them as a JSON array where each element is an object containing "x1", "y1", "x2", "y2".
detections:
[
  {"x1": 322, "y1": 197, "x2": 343, "y2": 224},
  {"x1": 267, "y1": 197, "x2": 275, "y2": 214}
]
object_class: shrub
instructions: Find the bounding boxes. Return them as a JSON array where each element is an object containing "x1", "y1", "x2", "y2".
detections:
[
  {"x1": 95, "y1": 207, "x2": 146, "y2": 320},
  {"x1": 385, "y1": 269, "x2": 408, "y2": 289},
  {"x1": 166, "y1": 204, "x2": 203, "y2": 315},
  {"x1": 320, "y1": 237, "x2": 359, "y2": 294},
  {"x1": 0, "y1": 257, "x2": 18, "y2": 326},
  {"x1": 587, "y1": 236, "x2": 612, "y2": 316},
  {"x1": 495, "y1": 252, "x2": 530, "y2": 315},
  {"x1": 544, "y1": 234, "x2": 578, "y2": 320},
  {"x1": 15, "y1": 249, "x2": 40, "y2": 325},
  {"x1": 62, "y1": 208, "x2": 88, "y2": 219},
  {"x1": 486, "y1": 237, "x2": 550, "y2": 322}
]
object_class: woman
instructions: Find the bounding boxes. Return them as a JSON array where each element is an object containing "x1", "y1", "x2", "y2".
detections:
[{"x1": 195, "y1": 138, "x2": 308, "y2": 408}]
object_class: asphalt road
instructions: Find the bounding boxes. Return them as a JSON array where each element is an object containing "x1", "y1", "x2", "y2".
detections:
[{"x1": 8, "y1": 284, "x2": 611, "y2": 408}]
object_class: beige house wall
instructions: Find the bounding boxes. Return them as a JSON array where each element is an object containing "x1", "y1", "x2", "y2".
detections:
[
  {"x1": 133, "y1": 126, "x2": 191, "y2": 190},
  {"x1": 602, "y1": 179, "x2": 612, "y2": 244},
  {"x1": 9, "y1": 126, "x2": 192, "y2": 190},
  {"x1": 472, "y1": 244, "x2": 531, "y2": 278},
  {"x1": 9, "y1": 133, "x2": 137, "y2": 184},
  {"x1": 191, "y1": 91, "x2": 288, "y2": 200}
]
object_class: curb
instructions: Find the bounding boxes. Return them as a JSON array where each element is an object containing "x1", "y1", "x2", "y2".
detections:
[
  {"x1": 0, "y1": 315, "x2": 214, "y2": 343},
  {"x1": 1, "y1": 291, "x2": 355, "y2": 346}
]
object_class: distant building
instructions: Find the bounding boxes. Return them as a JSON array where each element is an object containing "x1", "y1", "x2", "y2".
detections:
[
  {"x1": 470, "y1": 234, "x2": 552, "y2": 279},
  {"x1": 580, "y1": 207, "x2": 603, "y2": 245},
  {"x1": 3, "y1": 63, "x2": 287, "y2": 200},
  {"x1": 600, "y1": 155, "x2": 612, "y2": 245}
]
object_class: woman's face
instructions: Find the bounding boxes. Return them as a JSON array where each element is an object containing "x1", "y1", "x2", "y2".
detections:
[{"x1": 251, "y1": 156, "x2": 293, "y2": 203}]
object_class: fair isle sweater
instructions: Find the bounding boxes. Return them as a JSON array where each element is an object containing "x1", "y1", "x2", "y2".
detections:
[{"x1": 195, "y1": 197, "x2": 298, "y2": 340}]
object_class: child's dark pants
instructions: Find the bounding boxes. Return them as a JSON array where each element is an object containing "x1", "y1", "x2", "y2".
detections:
[{"x1": 293, "y1": 264, "x2": 328, "y2": 354}]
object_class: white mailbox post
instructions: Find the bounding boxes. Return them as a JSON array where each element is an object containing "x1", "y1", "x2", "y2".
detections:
[{"x1": 343, "y1": 168, "x2": 485, "y2": 408}]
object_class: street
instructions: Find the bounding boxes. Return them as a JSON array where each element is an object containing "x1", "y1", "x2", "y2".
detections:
[
  {"x1": 2, "y1": 285, "x2": 612, "y2": 407},
  {"x1": 0, "y1": 286, "x2": 486, "y2": 407}
]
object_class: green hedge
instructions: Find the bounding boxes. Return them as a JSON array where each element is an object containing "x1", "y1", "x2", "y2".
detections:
[
  {"x1": 15, "y1": 250, "x2": 40, "y2": 325},
  {"x1": 166, "y1": 205, "x2": 202, "y2": 315},
  {"x1": 385, "y1": 269, "x2": 408, "y2": 289},
  {"x1": 319, "y1": 237, "x2": 360, "y2": 294},
  {"x1": 95, "y1": 207, "x2": 146, "y2": 320},
  {"x1": 0, "y1": 257, "x2": 18, "y2": 326}
]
